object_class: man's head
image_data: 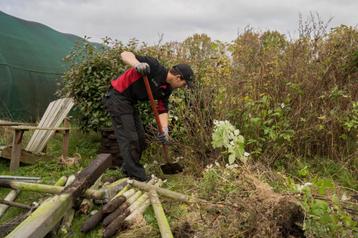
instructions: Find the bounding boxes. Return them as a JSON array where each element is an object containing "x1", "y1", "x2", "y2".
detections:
[{"x1": 166, "y1": 64, "x2": 194, "y2": 89}]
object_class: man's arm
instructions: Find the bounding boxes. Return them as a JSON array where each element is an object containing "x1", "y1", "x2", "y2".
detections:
[
  {"x1": 159, "y1": 113, "x2": 169, "y2": 131},
  {"x1": 158, "y1": 112, "x2": 170, "y2": 144},
  {"x1": 120, "y1": 51, "x2": 141, "y2": 67},
  {"x1": 121, "y1": 51, "x2": 151, "y2": 75}
]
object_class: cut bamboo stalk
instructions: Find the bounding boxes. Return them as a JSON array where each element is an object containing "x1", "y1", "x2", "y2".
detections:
[
  {"x1": 104, "y1": 180, "x2": 162, "y2": 237},
  {"x1": 102, "y1": 195, "x2": 126, "y2": 213},
  {"x1": 129, "y1": 180, "x2": 199, "y2": 203},
  {"x1": 0, "y1": 180, "x2": 105, "y2": 199},
  {"x1": 125, "y1": 180, "x2": 163, "y2": 226},
  {"x1": 0, "y1": 178, "x2": 128, "y2": 201},
  {"x1": 149, "y1": 189, "x2": 173, "y2": 238},
  {"x1": 112, "y1": 185, "x2": 129, "y2": 199},
  {"x1": 120, "y1": 199, "x2": 151, "y2": 230},
  {"x1": 80, "y1": 209, "x2": 105, "y2": 233},
  {"x1": 0, "y1": 199, "x2": 32, "y2": 209},
  {"x1": 0, "y1": 175, "x2": 41, "y2": 183},
  {"x1": 102, "y1": 179, "x2": 157, "y2": 230},
  {"x1": 83, "y1": 177, "x2": 128, "y2": 202},
  {"x1": 102, "y1": 189, "x2": 138, "y2": 226},
  {"x1": 54, "y1": 176, "x2": 67, "y2": 186},
  {"x1": 0, "y1": 180, "x2": 64, "y2": 194},
  {"x1": 80, "y1": 175, "x2": 103, "y2": 214},
  {"x1": 0, "y1": 190, "x2": 19, "y2": 218},
  {"x1": 103, "y1": 209, "x2": 131, "y2": 238},
  {"x1": 102, "y1": 178, "x2": 128, "y2": 200},
  {"x1": 103, "y1": 178, "x2": 155, "y2": 213},
  {"x1": 81, "y1": 188, "x2": 136, "y2": 233},
  {"x1": 128, "y1": 180, "x2": 163, "y2": 212},
  {"x1": 102, "y1": 189, "x2": 136, "y2": 226},
  {"x1": 65, "y1": 175, "x2": 76, "y2": 187},
  {"x1": 58, "y1": 174, "x2": 76, "y2": 234}
]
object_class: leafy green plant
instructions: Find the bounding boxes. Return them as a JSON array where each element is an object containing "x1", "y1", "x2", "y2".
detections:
[
  {"x1": 301, "y1": 183, "x2": 357, "y2": 237},
  {"x1": 211, "y1": 120, "x2": 247, "y2": 164},
  {"x1": 283, "y1": 175, "x2": 357, "y2": 237}
]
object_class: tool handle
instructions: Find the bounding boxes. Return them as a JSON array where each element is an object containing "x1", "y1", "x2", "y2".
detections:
[{"x1": 143, "y1": 76, "x2": 170, "y2": 163}]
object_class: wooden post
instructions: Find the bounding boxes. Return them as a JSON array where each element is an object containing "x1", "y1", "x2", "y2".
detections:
[
  {"x1": 10, "y1": 129, "x2": 25, "y2": 171},
  {"x1": 62, "y1": 117, "x2": 70, "y2": 160}
]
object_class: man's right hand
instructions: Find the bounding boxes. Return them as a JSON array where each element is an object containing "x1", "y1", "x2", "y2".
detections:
[
  {"x1": 135, "y1": 62, "x2": 150, "y2": 75},
  {"x1": 157, "y1": 127, "x2": 170, "y2": 144}
]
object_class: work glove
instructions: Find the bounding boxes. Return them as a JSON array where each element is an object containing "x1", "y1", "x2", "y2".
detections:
[
  {"x1": 135, "y1": 62, "x2": 150, "y2": 75},
  {"x1": 157, "y1": 127, "x2": 170, "y2": 145}
]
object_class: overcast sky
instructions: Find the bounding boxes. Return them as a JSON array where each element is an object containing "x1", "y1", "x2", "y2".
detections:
[{"x1": 0, "y1": 0, "x2": 357, "y2": 44}]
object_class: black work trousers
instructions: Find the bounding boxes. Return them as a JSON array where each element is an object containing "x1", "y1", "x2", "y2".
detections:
[{"x1": 103, "y1": 87, "x2": 147, "y2": 181}]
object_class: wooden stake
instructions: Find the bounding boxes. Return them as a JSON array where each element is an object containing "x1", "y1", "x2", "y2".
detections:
[
  {"x1": 62, "y1": 118, "x2": 70, "y2": 160},
  {"x1": 10, "y1": 129, "x2": 24, "y2": 171}
]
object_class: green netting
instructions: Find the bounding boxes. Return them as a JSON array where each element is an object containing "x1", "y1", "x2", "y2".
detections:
[{"x1": 0, "y1": 11, "x2": 86, "y2": 122}]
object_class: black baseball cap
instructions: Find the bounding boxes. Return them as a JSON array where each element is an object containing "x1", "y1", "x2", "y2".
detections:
[{"x1": 173, "y1": 64, "x2": 194, "y2": 88}]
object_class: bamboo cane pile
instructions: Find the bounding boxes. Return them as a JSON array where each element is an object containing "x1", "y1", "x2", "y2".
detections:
[
  {"x1": 1, "y1": 155, "x2": 184, "y2": 238},
  {"x1": 0, "y1": 174, "x2": 181, "y2": 238},
  {"x1": 80, "y1": 176, "x2": 174, "y2": 238}
]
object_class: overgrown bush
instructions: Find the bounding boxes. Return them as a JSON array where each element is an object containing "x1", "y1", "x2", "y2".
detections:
[
  {"x1": 230, "y1": 22, "x2": 358, "y2": 163},
  {"x1": 59, "y1": 18, "x2": 357, "y2": 166}
]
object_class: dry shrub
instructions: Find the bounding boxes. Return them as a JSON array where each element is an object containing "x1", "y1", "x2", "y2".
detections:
[
  {"x1": 230, "y1": 19, "x2": 358, "y2": 163},
  {"x1": 173, "y1": 164, "x2": 304, "y2": 238}
]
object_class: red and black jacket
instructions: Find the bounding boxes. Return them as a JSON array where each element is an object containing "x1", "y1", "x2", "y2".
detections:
[{"x1": 111, "y1": 55, "x2": 172, "y2": 114}]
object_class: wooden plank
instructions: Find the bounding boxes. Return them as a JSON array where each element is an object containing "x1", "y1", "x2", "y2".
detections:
[
  {"x1": 5, "y1": 154, "x2": 112, "y2": 238},
  {"x1": 25, "y1": 100, "x2": 57, "y2": 151},
  {"x1": 0, "y1": 146, "x2": 49, "y2": 164},
  {"x1": 25, "y1": 100, "x2": 56, "y2": 151},
  {"x1": 0, "y1": 122, "x2": 29, "y2": 126},
  {"x1": 11, "y1": 126, "x2": 71, "y2": 131},
  {"x1": 25, "y1": 98, "x2": 74, "y2": 154},
  {"x1": 10, "y1": 129, "x2": 24, "y2": 171},
  {"x1": 31, "y1": 99, "x2": 64, "y2": 153},
  {"x1": 6, "y1": 193, "x2": 73, "y2": 238},
  {"x1": 62, "y1": 153, "x2": 112, "y2": 198},
  {"x1": 35, "y1": 99, "x2": 74, "y2": 153},
  {"x1": 33, "y1": 99, "x2": 65, "y2": 151},
  {"x1": 62, "y1": 118, "x2": 70, "y2": 160}
]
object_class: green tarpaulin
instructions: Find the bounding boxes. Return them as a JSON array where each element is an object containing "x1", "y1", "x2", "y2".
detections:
[{"x1": 0, "y1": 11, "x2": 85, "y2": 121}]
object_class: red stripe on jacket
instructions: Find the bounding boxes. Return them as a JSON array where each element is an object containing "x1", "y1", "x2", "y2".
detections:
[{"x1": 111, "y1": 68, "x2": 142, "y2": 93}]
